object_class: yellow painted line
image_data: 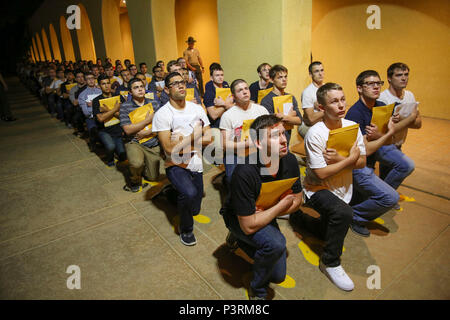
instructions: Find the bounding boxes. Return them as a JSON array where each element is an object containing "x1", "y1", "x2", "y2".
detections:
[
  {"x1": 399, "y1": 194, "x2": 416, "y2": 202},
  {"x1": 395, "y1": 206, "x2": 404, "y2": 212},
  {"x1": 373, "y1": 218, "x2": 385, "y2": 224},
  {"x1": 193, "y1": 214, "x2": 211, "y2": 224},
  {"x1": 277, "y1": 275, "x2": 296, "y2": 288},
  {"x1": 298, "y1": 239, "x2": 345, "y2": 267}
]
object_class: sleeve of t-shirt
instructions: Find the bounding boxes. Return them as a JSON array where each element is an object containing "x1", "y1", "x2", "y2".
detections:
[
  {"x1": 356, "y1": 127, "x2": 366, "y2": 156},
  {"x1": 287, "y1": 154, "x2": 302, "y2": 193},
  {"x1": 260, "y1": 94, "x2": 274, "y2": 114},
  {"x1": 151, "y1": 107, "x2": 172, "y2": 132},
  {"x1": 249, "y1": 82, "x2": 258, "y2": 102},
  {"x1": 196, "y1": 105, "x2": 211, "y2": 127},
  {"x1": 203, "y1": 86, "x2": 215, "y2": 107},
  {"x1": 92, "y1": 97, "x2": 100, "y2": 117},
  {"x1": 119, "y1": 104, "x2": 132, "y2": 127},
  {"x1": 292, "y1": 96, "x2": 303, "y2": 120},
  {"x1": 302, "y1": 88, "x2": 315, "y2": 109},
  {"x1": 230, "y1": 166, "x2": 259, "y2": 217},
  {"x1": 305, "y1": 127, "x2": 328, "y2": 169},
  {"x1": 219, "y1": 111, "x2": 232, "y2": 130},
  {"x1": 345, "y1": 107, "x2": 366, "y2": 135}
]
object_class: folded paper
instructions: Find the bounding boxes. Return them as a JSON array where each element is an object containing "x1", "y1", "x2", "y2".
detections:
[
  {"x1": 256, "y1": 177, "x2": 299, "y2": 209},
  {"x1": 185, "y1": 88, "x2": 195, "y2": 102},
  {"x1": 371, "y1": 103, "x2": 395, "y2": 134},
  {"x1": 215, "y1": 88, "x2": 231, "y2": 102},
  {"x1": 273, "y1": 95, "x2": 294, "y2": 130},
  {"x1": 257, "y1": 88, "x2": 273, "y2": 104},
  {"x1": 129, "y1": 103, "x2": 156, "y2": 144},
  {"x1": 99, "y1": 96, "x2": 121, "y2": 127},
  {"x1": 327, "y1": 124, "x2": 359, "y2": 157}
]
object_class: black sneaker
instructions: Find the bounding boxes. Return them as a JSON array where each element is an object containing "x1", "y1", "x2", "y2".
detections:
[
  {"x1": 247, "y1": 287, "x2": 266, "y2": 300},
  {"x1": 180, "y1": 232, "x2": 197, "y2": 246},
  {"x1": 350, "y1": 221, "x2": 370, "y2": 237}
]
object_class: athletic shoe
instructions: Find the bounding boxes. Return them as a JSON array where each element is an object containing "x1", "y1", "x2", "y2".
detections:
[
  {"x1": 319, "y1": 260, "x2": 354, "y2": 291},
  {"x1": 180, "y1": 232, "x2": 197, "y2": 246},
  {"x1": 350, "y1": 220, "x2": 370, "y2": 237}
]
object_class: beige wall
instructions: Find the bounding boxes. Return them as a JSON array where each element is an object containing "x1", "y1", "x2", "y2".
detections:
[
  {"x1": 151, "y1": 0, "x2": 178, "y2": 66},
  {"x1": 48, "y1": 24, "x2": 62, "y2": 61},
  {"x1": 59, "y1": 16, "x2": 76, "y2": 62},
  {"x1": 312, "y1": 0, "x2": 450, "y2": 120},
  {"x1": 41, "y1": 29, "x2": 53, "y2": 61},
  {"x1": 175, "y1": 0, "x2": 220, "y2": 81}
]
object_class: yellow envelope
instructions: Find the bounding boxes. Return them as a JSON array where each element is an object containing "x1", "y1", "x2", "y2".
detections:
[
  {"x1": 145, "y1": 92, "x2": 154, "y2": 100},
  {"x1": 99, "y1": 95, "x2": 121, "y2": 127},
  {"x1": 257, "y1": 88, "x2": 273, "y2": 104},
  {"x1": 273, "y1": 95, "x2": 294, "y2": 130},
  {"x1": 215, "y1": 88, "x2": 231, "y2": 102},
  {"x1": 146, "y1": 76, "x2": 152, "y2": 84},
  {"x1": 129, "y1": 103, "x2": 156, "y2": 144},
  {"x1": 256, "y1": 177, "x2": 299, "y2": 209},
  {"x1": 240, "y1": 119, "x2": 255, "y2": 142},
  {"x1": 185, "y1": 88, "x2": 195, "y2": 102},
  {"x1": 120, "y1": 90, "x2": 129, "y2": 99},
  {"x1": 327, "y1": 124, "x2": 359, "y2": 157},
  {"x1": 65, "y1": 82, "x2": 77, "y2": 92},
  {"x1": 371, "y1": 103, "x2": 395, "y2": 134}
]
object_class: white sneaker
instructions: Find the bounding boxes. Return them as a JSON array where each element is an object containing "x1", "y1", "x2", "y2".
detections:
[
  {"x1": 277, "y1": 214, "x2": 290, "y2": 220},
  {"x1": 319, "y1": 260, "x2": 354, "y2": 291}
]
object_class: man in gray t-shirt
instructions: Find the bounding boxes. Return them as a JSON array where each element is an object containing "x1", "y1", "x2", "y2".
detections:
[{"x1": 119, "y1": 78, "x2": 161, "y2": 192}]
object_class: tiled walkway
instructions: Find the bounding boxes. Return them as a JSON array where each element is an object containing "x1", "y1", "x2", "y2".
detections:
[{"x1": 0, "y1": 77, "x2": 449, "y2": 299}]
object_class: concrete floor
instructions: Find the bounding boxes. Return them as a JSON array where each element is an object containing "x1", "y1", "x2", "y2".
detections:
[{"x1": 0, "y1": 77, "x2": 449, "y2": 300}]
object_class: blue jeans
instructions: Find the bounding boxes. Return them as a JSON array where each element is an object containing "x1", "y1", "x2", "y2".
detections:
[
  {"x1": 166, "y1": 166, "x2": 204, "y2": 234},
  {"x1": 375, "y1": 144, "x2": 415, "y2": 190},
  {"x1": 351, "y1": 166, "x2": 399, "y2": 223},
  {"x1": 223, "y1": 215, "x2": 286, "y2": 299},
  {"x1": 97, "y1": 131, "x2": 126, "y2": 163}
]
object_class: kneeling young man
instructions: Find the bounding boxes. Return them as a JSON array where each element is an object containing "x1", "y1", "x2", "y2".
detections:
[
  {"x1": 290, "y1": 83, "x2": 366, "y2": 291},
  {"x1": 222, "y1": 114, "x2": 303, "y2": 299},
  {"x1": 152, "y1": 72, "x2": 212, "y2": 246}
]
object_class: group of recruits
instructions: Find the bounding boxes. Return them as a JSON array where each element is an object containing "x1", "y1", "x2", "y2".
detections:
[{"x1": 18, "y1": 57, "x2": 420, "y2": 299}]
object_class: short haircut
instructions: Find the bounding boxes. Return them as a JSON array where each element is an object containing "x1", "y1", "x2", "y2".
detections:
[
  {"x1": 128, "y1": 78, "x2": 144, "y2": 91},
  {"x1": 209, "y1": 63, "x2": 223, "y2": 76},
  {"x1": 152, "y1": 65, "x2": 162, "y2": 73},
  {"x1": 257, "y1": 63, "x2": 271, "y2": 73},
  {"x1": 84, "y1": 71, "x2": 94, "y2": 78},
  {"x1": 156, "y1": 60, "x2": 164, "y2": 66},
  {"x1": 230, "y1": 79, "x2": 247, "y2": 95},
  {"x1": 97, "y1": 74, "x2": 110, "y2": 84},
  {"x1": 139, "y1": 62, "x2": 147, "y2": 68},
  {"x1": 74, "y1": 69, "x2": 84, "y2": 77},
  {"x1": 91, "y1": 64, "x2": 99, "y2": 70},
  {"x1": 166, "y1": 60, "x2": 179, "y2": 72},
  {"x1": 64, "y1": 69, "x2": 74, "y2": 76},
  {"x1": 134, "y1": 72, "x2": 145, "y2": 78},
  {"x1": 356, "y1": 70, "x2": 380, "y2": 86},
  {"x1": 387, "y1": 62, "x2": 409, "y2": 78},
  {"x1": 316, "y1": 82, "x2": 343, "y2": 106},
  {"x1": 120, "y1": 69, "x2": 130, "y2": 76},
  {"x1": 308, "y1": 61, "x2": 322, "y2": 74},
  {"x1": 164, "y1": 72, "x2": 183, "y2": 88},
  {"x1": 128, "y1": 64, "x2": 137, "y2": 70},
  {"x1": 250, "y1": 114, "x2": 283, "y2": 143},
  {"x1": 104, "y1": 63, "x2": 113, "y2": 70},
  {"x1": 269, "y1": 64, "x2": 288, "y2": 79}
]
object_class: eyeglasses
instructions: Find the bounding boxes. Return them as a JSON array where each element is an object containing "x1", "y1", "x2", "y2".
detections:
[
  {"x1": 362, "y1": 81, "x2": 384, "y2": 87},
  {"x1": 168, "y1": 80, "x2": 186, "y2": 88}
]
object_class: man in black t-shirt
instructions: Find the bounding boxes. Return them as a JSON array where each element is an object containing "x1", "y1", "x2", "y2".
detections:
[
  {"x1": 221, "y1": 114, "x2": 303, "y2": 300},
  {"x1": 92, "y1": 74, "x2": 126, "y2": 167},
  {"x1": 249, "y1": 63, "x2": 273, "y2": 103}
]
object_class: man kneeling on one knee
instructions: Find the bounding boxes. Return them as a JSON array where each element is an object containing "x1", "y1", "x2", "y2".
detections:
[{"x1": 120, "y1": 78, "x2": 163, "y2": 192}]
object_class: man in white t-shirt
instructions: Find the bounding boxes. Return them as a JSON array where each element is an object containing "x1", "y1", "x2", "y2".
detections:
[
  {"x1": 219, "y1": 79, "x2": 269, "y2": 184},
  {"x1": 298, "y1": 61, "x2": 325, "y2": 137},
  {"x1": 379, "y1": 62, "x2": 422, "y2": 148},
  {"x1": 290, "y1": 82, "x2": 366, "y2": 292},
  {"x1": 152, "y1": 72, "x2": 212, "y2": 247}
]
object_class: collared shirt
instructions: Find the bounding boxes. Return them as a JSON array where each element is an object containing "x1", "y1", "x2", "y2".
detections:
[{"x1": 78, "y1": 86, "x2": 102, "y2": 118}]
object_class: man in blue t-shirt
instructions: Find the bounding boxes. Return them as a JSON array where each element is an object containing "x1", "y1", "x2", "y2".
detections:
[
  {"x1": 202, "y1": 63, "x2": 233, "y2": 162},
  {"x1": 345, "y1": 70, "x2": 418, "y2": 236},
  {"x1": 248, "y1": 63, "x2": 273, "y2": 103}
]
